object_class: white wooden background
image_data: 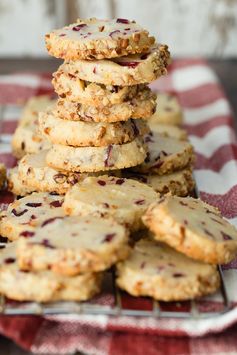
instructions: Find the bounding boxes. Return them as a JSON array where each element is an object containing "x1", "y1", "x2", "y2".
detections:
[{"x1": 0, "y1": 0, "x2": 237, "y2": 57}]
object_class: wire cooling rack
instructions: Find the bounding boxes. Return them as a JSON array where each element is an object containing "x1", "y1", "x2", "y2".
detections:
[{"x1": 0, "y1": 104, "x2": 233, "y2": 318}]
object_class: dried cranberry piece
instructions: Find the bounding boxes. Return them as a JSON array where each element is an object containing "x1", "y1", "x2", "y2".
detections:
[
  {"x1": 97, "y1": 180, "x2": 106, "y2": 186},
  {"x1": 144, "y1": 135, "x2": 154, "y2": 143},
  {"x1": 41, "y1": 217, "x2": 63, "y2": 227},
  {"x1": 19, "y1": 231, "x2": 35, "y2": 238},
  {"x1": 11, "y1": 209, "x2": 28, "y2": 217},
  {"x1": 93, "y1": 67, "x2": 96, "y2": 74},
  {"x1": 204, "y1": 229, "x2": 214, "y2": 238},
  {"x1": 124, "y1": 28, "x2": 130, "y2": 30},
  {"x1": 173, "y1": 273, "x2": 184, "y2": 278},
  {"x1": 31, "y1": 215, "x2": 36, "y2": 220},
  {"x1": 50, "y1": 200, "x2": 63, "y2": 208},
  {"x1": 59, "y1": 33, "x2": 66, "y2": 37},
  {"x1": 109, "y1": 30, "x2": 120, "y2": 37},
  {"x1": 135, "y1": 199, "x2": 145, "y2": 205},
  {"x1": 72, "y1": 24, "x2": 87, "y2": 31},
  {"x1": 25, "y1": 202, "x2": 42, "y2": 208},
  {"x1": 4, "y1": 257, "x2": 15, "y2": 264},
  {"x1": 103, "y1": 233, "x2": 116, "y2": 242},
  {"x1": 41, "y1": 239, "x2": 55, "y2": 249},
  {"x1": 221, "y1": 231, "x2": 232, "y2": 240},
  {"x1": 115, "y1": 178, "x2": 125, "y2": 185},
  {"x1": 104, "y1": 145, "x2": 114, "y2": 167},
  {"x1": 116, "y1": 18, "x2": 129, "y2": 24},
  {"x1": 118, "y1": 61, "x2": 139, "y2": 68}
]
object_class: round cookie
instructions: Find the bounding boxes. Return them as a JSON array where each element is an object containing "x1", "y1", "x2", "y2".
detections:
[
  {"x1": 0, "y1": 192, "x2": 65, "y2": 241},
  {"x1": 116, "y1": 238, "x2": 220, "y2": 301},
  {"x1": 16, "y1": 215, "x2": 130, "y2": 275},
  {"x1": 148, "y1": 122, "x2": 188, "y2": 141},
  {"x1": 63, "y1": 176, "x2": 158, "y2": 232},
  {"x1": 54, "y1": 89, "x2": 156, "y2": 123},
  {"x1": 133, "y1": 132, "x2": 194, "y2": 175},
  {"x1": 39, "y1": 110, "x2": 148, "y2": 146},
  {"x1": 123, "y1": 168, "x2": 195, "y2": 197},
  {"x1": 0, "y1": 243, "x2": 102, "y2": 302},
  {"x1": 149, "y1": 93, "x2": 183, "y2": 126},
  {"x1": 11, "y1": 119, "x2": 51, "y2": 159},
  {"x1": 143, "y1": 196, "x2": 237, "y2": 265},
  {"x1": 52, "y1": 71, "x2": 146, "y2": 107},
  {"x1": 0, "y1": 163, "x2": 6, "y2": 190},
  {"x1": 17, "y1": 151, "x2": 121, "y2": 195},
  {"x1": 19, "y1": 95, "x2": 55, "y2": 127},
  {"x1": 7, "y1": 167, "x2": 35, "y2": 196},
  {"x1": 59, "y1": 43, "x2": 170, "y2": 86},
  {"x1": 46, "y1": 137, "x2": 147, "y2": 173},
  {"x1": 45, "y1": 18, "x2": 155, "y2": 60}
]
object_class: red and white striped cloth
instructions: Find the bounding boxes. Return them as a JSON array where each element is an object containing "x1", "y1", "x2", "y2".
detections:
[{"x1": 1, "y1": 59, "x2": 237, "y2": 354}]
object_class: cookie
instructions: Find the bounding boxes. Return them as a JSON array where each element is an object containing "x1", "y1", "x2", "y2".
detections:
[
  {"x1": 149, "y1": 93, "x2": 183, "y2": 126},
  {"x1": 123, "y1": 168, "x2": 195, "y2": 196},
  {"x1": 11, "y1": 124, "x2": 51, "y2": 160},
  {"x1": 133, "y1": 132, "x2": 194, "y2": 175},
  {"x1": 0, "y1": 192, "x2": 65, "y2": 241},
  {"x1": 53, "y1": 89, "x2": 156, "y2": 123},
  {"x1": 7, "y1": 167, "x2": 35, "y2": 196},
  {"x1": 0, "y1": 163, "x2": 6, "y2": 190},
  {"x1": 116, "y1": 238, "x2": 220, "y2": 301},
  {"x1": 17, "y1": 151, "x2": 120, "y2": 195},
  {"x1": 59, "y1": 43, "x2": 170, "y2": 86},
  {"x1": 52, "y1": 71, "x2": 146, "y2": 107},
  {"x1": 11, "y1": 96, "x2": 54, "y2": 159},
  {"x1": 39, "y1": 110, "x2": 148, "y2": 146},
  {"x1": 148, "y1": 122, "x2": 188, "y2": 141},
  {"x1": 143, "y1": 196, "x2": 237, "y2": 265},
  {"x1": 45, "y1": 18, "x2": 155, "y2": 60},
  {"x1": 63, "y1": 176, "x2": 158, "y2": 232},
  {"x1": 0, "y1": 243, "x2": 102, "y2": 302},
  {"x1": 19, "y1": 95, "x2": 55, "y2": 127},
  {"x1": 16, "y1": 215, "x2": 130, "y2": 275},
  {"x1": 46, "y1": 137, "x2": 147, "y2": 173}
]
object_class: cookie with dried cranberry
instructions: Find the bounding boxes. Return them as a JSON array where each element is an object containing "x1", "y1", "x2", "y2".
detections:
[
  {"x1": 39, "y1": 110, "x2": 148, "y2": 146},
  {"x1": 148, "y1": 122, "x2": 187, "y2": 141},
  {"x1": 16, "y1": 215, "x2": 130, "y2": 275},
  {"x1": 133, "y1": 132, "x2": 194, "y2": 175},
  {"x1": 0, "y1": 243, "x2": 102, "y2": 302},
  {"x1": 46, "y1": 137, "x2": 147, "y2": 173},
  {"x1": 149, "y1": 93, "x2": 183, "y2": 126},
  {"x1": 123, "y1": 168, "x2": 195, "y2": 197},
  {"x1": 52, "y1": 71, "x2": 146, "y2": 107},
  {"x1": 0, "y1": 163, "x2": 6, "y2": 190},
  {"x1": 143, "y1": 196, "x2": 237, "y2": 264},
  {"x1": 0, "y1": 192, "x2": 65, "y2": 241},
  {"x1": 45, "y1": 18, "x2": 155, "y2": 61},
  {"x1": 53, "y1": 88, "x2": 156, "y2": 123},
  {"x1": 63, "y1": 176, "x2": 158, "y2": 232},
  {"x1": 7, "y1": 167, "x2": 35, "y2": 196},
  {"x1": 17, "y1": 151, "x2": 120, "y2": 195},
  {"x1": 11, "y1": 96, "x2": 54, "y2": 159},
  {"x1": 116, "y1": 238, "x2": 220, "y2": 301},
  {"x1": 59, "y1": 43, "x2": 170, "y2": 86}
]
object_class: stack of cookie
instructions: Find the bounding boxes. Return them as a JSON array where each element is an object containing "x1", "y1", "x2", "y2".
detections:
[{"x1": 8, "y1": 18, "x2": 170, "y2": 196}]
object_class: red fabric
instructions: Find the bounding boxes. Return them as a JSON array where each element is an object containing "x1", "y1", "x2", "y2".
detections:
[{"x1": 1, "y1": 59, "x2": 237, "y2": 354}]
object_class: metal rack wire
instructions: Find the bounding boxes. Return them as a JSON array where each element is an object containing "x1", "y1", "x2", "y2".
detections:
[{"x1": 0, "y1": 104, "x2": 233, "y2": 318}]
